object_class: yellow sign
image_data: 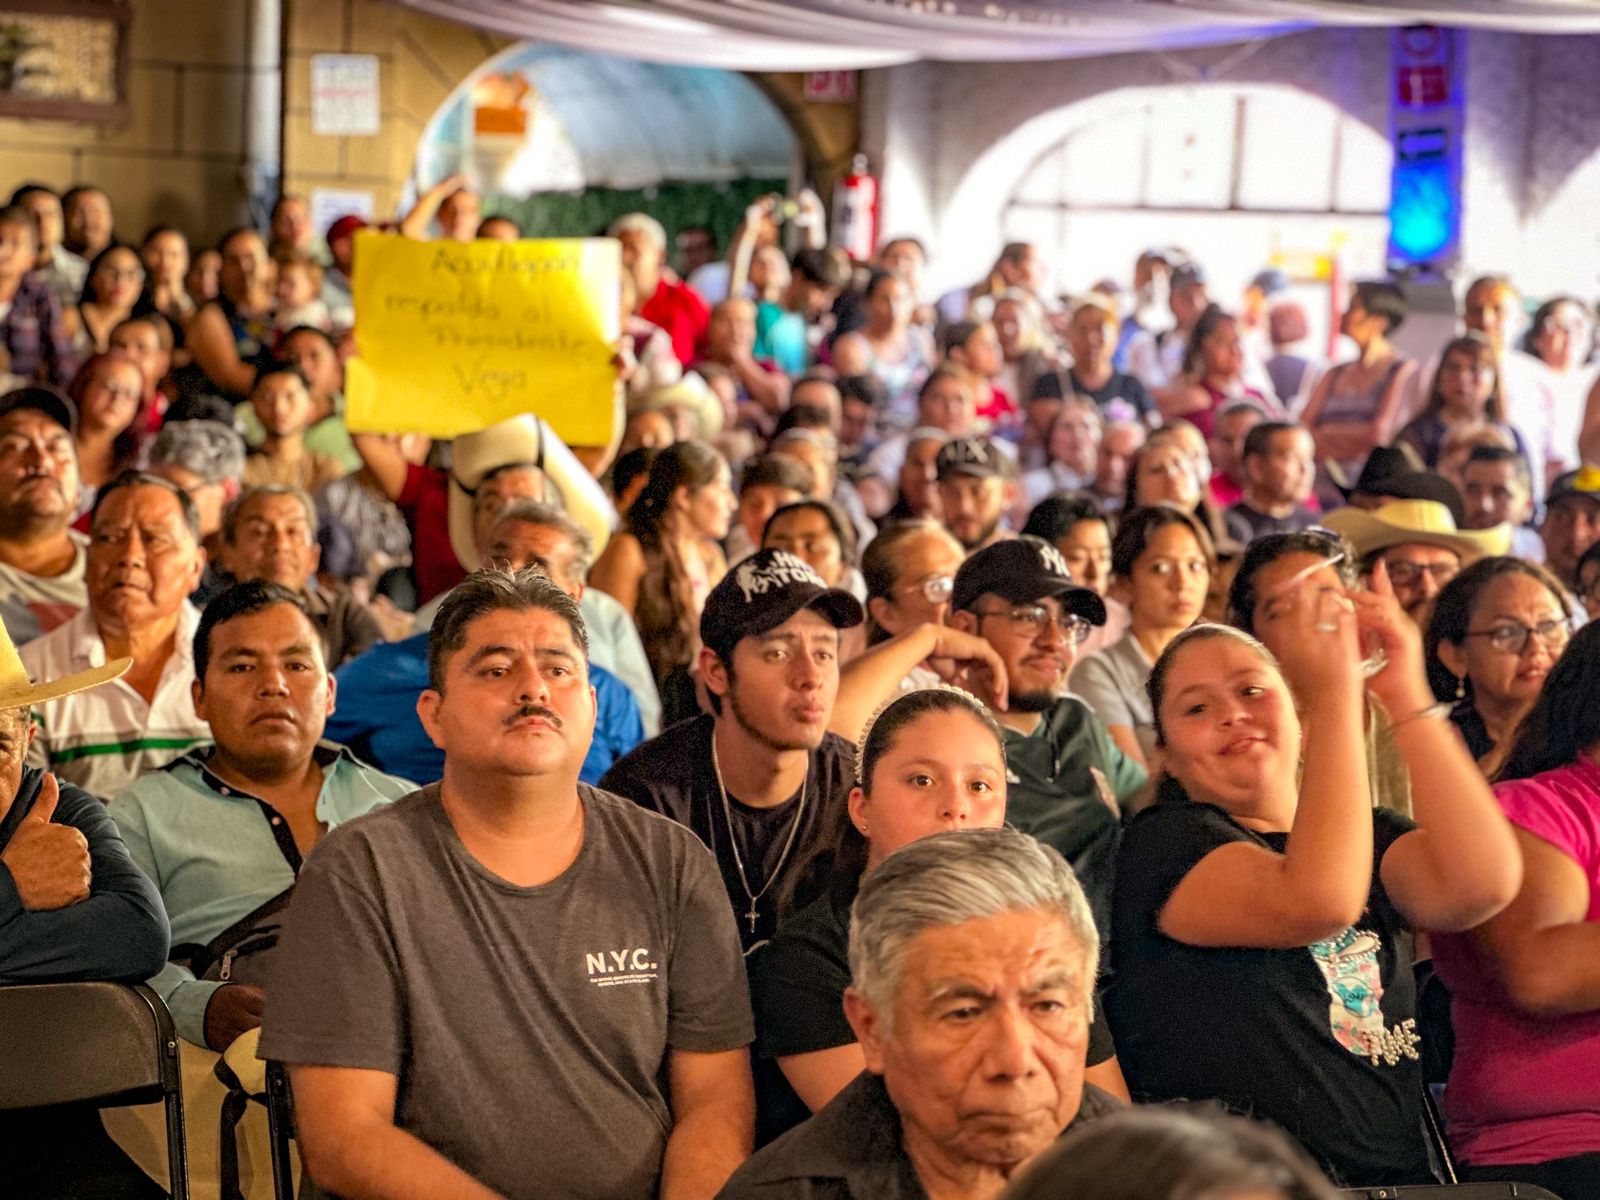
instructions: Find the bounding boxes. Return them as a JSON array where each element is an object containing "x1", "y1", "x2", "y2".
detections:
[{"x1": 344, "y1": 231, "x2": 620, "y2": 445}]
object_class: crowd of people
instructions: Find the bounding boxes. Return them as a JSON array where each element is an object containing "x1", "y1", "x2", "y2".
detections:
[{"x1": 2, "y1": 173, "x2": 1600, "y2": 1200}]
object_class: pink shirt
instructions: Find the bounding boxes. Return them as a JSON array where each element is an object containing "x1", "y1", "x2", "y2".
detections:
[{"x1": 1431, "y1": 754, "x2": 1600, "y2": 1166}]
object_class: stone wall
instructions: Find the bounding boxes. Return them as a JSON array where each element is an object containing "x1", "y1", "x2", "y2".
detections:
[{"x1": 0, "y1": 0, "x2": 269, "y2": 244}]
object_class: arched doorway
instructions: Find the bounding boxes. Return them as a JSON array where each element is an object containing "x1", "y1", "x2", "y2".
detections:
[
  {"x1": 944, "y1": 83, "x2": 1393, "y2": 347},
  {"x1": 412, "y1": 43, "x2": 802, "y2": 246}
]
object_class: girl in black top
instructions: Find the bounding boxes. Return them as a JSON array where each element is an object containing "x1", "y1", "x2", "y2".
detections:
[{"x1": 1107, "y1": 564, "x2": 1521, "y2": 1187}]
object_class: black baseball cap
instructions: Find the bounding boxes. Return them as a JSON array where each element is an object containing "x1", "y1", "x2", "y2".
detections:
[
  {"x1": 701, "y1": 549, "x2": 863, "y2": 660},
  {"x1": 952, "y1": 535, "x2": 1107, "y2": 625},
  {"x1": 936, "y1": 436, "x2": 1018, "y2": 482},
  {"x1": 0, "y1": 386, "x2": 75, "y2": 434},
  {"x1": 1547, "y1": 467, "x2": 1600, "y2": 509}
]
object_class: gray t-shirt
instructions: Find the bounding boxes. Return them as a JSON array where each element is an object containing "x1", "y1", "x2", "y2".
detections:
[
  {"x1": 259, "y1": 783, "x2": 754, "y2": 1200},
  {"x1": 1069, "y1": 630, "x2": 1156, "y2": 763}
]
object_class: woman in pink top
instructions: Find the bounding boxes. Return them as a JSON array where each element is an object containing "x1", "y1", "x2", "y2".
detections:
[
  {"x1": 1158, "y1": 304, "x2": 1272, "y2": 438},
  {"x1": 1432, "y1": 619, "x2": 1600, "y2": 1195}
]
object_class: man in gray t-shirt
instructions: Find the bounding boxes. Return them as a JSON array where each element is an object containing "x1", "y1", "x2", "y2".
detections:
[{"x1": 259, "y1": 569, "x2": 755, "y2": 1200}]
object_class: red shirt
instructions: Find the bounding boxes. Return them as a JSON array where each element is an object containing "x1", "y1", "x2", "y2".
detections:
[
  {"x1": 640, "y1": 276, "x2": 710, "y2": 366},
  {"x1": 398, "y1": 463, "x2": 466, "y2": 603}
]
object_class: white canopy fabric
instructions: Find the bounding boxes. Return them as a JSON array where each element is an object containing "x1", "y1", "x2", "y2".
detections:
[{"x1": 395, "y1": 0, "x2": 1600, "y2": 70}]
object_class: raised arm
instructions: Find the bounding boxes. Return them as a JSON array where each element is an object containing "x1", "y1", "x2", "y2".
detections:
[
  {"x1": 353, "y1": 434, "x2": 412, "y2": 503},
  {"x1": 1469, "y1": 825, "x2": 1600, "y2": 1017},
  {"x1": 831, "y1": 623, "x2": 1008, "y2": 742},
  {"x1": 1160, "y1": 587, "x2": 1373, "y2": 949},
  {"x1": 659, "y1": 1047, "x2": 754, "y2": 1200},
  {"x1": 399, "y1": 173, "x2": 471, "y2": 242},
  {"x1": 1355, "y1": 562, "x2": 1522, "y2": 932},
  {"x1": 292, "y1": 1065, "x2": 504, "y2": 1200}
]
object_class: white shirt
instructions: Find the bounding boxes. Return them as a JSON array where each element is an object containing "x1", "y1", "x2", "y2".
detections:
[
  {"x1": 0, "y1": 530, "x2": 88, "y2": 645},
  {"x1": 21, "y1": 602, "x2": 211, "y2": 800}
]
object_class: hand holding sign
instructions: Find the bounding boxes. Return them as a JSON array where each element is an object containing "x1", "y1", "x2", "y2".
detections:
[{"x1": 344, "y1": 232, "x2": 621, "y2": 447}]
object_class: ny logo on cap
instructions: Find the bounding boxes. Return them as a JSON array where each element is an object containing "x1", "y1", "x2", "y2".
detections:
[
  {"x1": 734, "y1": 551, "x2": 823, "y2": 602},
  {"x1": 1037, "y1": 541, "x2": 1072, "y2": 580}
]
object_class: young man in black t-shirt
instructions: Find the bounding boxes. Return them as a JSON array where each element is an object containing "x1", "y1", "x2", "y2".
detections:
[
  {"x1": 600, "y1": 549, "x2": 864, "y2": 956},
  {"x1": 1224, "y1": 421, "x2": 1320, "y2": 546}
]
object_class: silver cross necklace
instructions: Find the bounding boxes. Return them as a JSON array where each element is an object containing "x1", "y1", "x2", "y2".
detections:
[{"x1": 710, "y1": 733, "x2": 808, "y2": 935}]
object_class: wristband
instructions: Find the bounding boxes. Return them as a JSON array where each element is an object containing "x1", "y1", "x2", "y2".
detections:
[{"x1": 1392, "y1": 700, "x2": 1452, "y2": 730}]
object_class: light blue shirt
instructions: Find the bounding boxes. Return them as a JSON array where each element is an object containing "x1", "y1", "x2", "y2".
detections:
[{"x1": 112, "y1": 742, "x2": 416, "y2": 1046}]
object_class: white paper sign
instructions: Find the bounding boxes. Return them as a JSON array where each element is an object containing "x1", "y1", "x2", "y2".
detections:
[
  {"x1": 309, "y1": 188, "x2": 375, "y2": 238},
  {"x1": 311, "y1": 54, "x2": 380, "y2": 136}
]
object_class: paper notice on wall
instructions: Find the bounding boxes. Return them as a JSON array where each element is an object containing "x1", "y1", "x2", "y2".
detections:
[
  {"x1": 309, "y1": 189, "x2": 375, "y2": 238},
  {"x1": 344, "y1": 231, "x2": 621, "y2": 446},
  {"x1": 311, "y1": 54, "x2": 380, "y2": 136}
]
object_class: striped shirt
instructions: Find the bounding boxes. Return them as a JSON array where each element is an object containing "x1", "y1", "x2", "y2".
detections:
[{"x1": 21, "y1": 602, "x2": 210, "y2": 799}]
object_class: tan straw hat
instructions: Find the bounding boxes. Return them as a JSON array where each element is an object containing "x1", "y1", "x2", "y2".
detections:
[
  {"x1": 448, "y1": 413, "x2": 615, "y2": 572},
  {"x1": 1322, "y1": 499, "x2": 1511, "y2": 563},
  {"x1": 0, "y1": 620, "x2": 129, "y2": 710}
]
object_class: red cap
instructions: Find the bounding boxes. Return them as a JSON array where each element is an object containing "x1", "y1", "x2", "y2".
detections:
[{"x1": 326, "y1": 214, "x2": 367, "y2": 242}]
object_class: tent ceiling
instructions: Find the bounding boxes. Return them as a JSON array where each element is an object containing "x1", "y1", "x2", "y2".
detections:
[{"x1": 395, "y1": 0, "x2": 1600, "y2": 70}]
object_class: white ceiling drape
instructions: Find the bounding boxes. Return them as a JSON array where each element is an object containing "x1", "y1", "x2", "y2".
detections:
[{"x1": 395, "y1": 0, "x2": 1600, "y2": 70}]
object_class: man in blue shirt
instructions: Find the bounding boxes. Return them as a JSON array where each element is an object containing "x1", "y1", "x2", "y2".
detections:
[
  {"x1": 330, "y1": 502, "x2": 644, "y2": 786},
  {"x1": 113, "y1": 580, "x2": 414, "y2": 1051}
]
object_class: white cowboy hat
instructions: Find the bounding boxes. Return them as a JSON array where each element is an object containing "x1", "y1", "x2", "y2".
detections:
[
  {"x1": 0, "y1": 620, "x2": 129, "y2": 709},
  {"x1": 1322, "y1": 499, "x2": 1511, "y2": 563},
  {"x1": 447, "y1": 414, "x2": 616, "y2": 573},
  {"x1": 636, "y1": 371, "x2": 725, "y2": 440}
]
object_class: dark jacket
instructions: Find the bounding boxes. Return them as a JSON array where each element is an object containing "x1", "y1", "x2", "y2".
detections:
[
  {"x1": 717, "y1": 1071, "x2": 1122, "y2": 1199},
  {"x1": 0, "y1": 766, "x2": 169, "y2": 983}
]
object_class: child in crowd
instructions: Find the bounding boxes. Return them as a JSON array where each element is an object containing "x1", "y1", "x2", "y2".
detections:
[
  {"x1": 242, "y1": 363, "x2": 347, "y2": 492},
  {"x1": 272, "y1": 251, "x2": 330, "y2": 340}
]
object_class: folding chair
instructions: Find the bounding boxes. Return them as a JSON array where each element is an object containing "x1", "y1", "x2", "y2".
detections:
[
  {"x1": 0, "y1": 981, "x2": 190, "y2": 1199},
  {"x1": 1341, "y1": 1184, "x2": 1566, "y2": 1198},
  {"x1": 215, "y1": 1036, "x2": 298, "y2": 1200}
]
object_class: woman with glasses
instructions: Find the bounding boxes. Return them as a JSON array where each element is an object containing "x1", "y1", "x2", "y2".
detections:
[
  {"x1": 752, "y1": 685, "x2": 1126, "y2": 1140},
  {"x1": 1431, "y1": 621, "x2": 1600, "y2": 1197},
  {"x1": 67, "y1": 351, "x2": 149, "y2": 496},
  {"x1": 1426, "y1": 556, "x2": 1573, "y2": 777},
  {"x1": 69, "y1": 244, "x2": 149, "y2": 357},
  {"x1": 835, "y1": 519, "x2": 1009, "y2": 737},
  {"x1": 1070, "y1": 505, "x2": 1213, "y2": 767},
  {"x1": 1108, "y1": 570, "x2": 1521, "y2": 1186}
]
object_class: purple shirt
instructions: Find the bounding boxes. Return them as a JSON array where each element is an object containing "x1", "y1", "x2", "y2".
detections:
[
  {"x1": 1432, "y1": 753, "x2": 1600, "y2": 1166},
  {"x1": 1, "y1": 270, "x2": 74, "y2": 388}
]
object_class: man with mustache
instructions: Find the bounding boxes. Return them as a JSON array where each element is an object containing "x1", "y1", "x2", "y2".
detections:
[
  {"x1": 949, "y1": 536, "x2": 1147, "y2": 932},
  {"x1": 601, "y1": 549, "x2": 864, "y2": 957},
  {"x1": 21, "y1": 470, "x2": 211, "y2": 798},
  {"x1": 112, "y1": 579, "x2": 413, "y2": 1051},
  {"x1": 0, "y1": 388, "x2": 87, "y2": 643},
  {"x1": 260, "y1": 568, "x2": 754, "y2": 1199}
]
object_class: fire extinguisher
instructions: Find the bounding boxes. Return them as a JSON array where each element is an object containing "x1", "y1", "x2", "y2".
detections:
[{"x1": 832, "y1": 154, "x2": 879, "y2": 264}]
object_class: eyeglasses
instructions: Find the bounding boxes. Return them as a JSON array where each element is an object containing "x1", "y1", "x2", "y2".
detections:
[
  {"x1": 897, "y1": 574, "x2": 953, "y2": 605},
  {"x1": 973, "y1": 604, "x2": 1093, "y2": 645},
  {"x1": 1463, "y1": 617, "x2": 1571, "y2": 655},
  {"x1": 1383, "y1": 560, "x2": 1459, "y2": 589}
]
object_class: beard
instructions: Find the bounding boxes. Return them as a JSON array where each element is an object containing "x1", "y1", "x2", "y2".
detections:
[
  {"x1": 1007, "y1": 690, "x2": 1061, "y2": 714},
  {"x1": 957, "y1": 512, "x2": 1003, "y2": 551}
]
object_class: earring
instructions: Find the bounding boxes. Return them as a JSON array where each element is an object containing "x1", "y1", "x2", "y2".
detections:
[
  {"x1": 1454, "y1": 675, "x2": 1466, "y2": 701},
  {"x1": 857, "y1": 823, "x2": 869, "y2": 836}
]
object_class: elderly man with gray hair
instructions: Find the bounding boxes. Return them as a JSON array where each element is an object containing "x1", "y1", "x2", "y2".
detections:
[
  {"x1": 148, "y1": 417, "x2": 247, "y2": 604},
  {"x1": 610, "y1": 211, "x2": 709, "y2": 366},
  {"x1": 214, "y1": 483, "x2": 382, "y2": 667},
  {"x1": 719, "y1": 827, "x2": 1120, "y2": 1200}
]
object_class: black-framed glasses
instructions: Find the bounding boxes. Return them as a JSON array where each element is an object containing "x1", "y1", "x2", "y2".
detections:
[
  {"x1": 973, "y1": 605, "x2": 1093, "y2": 645},
  {"x1": 897, "y1": 574, "x2": 954, "y2": 605},
  {"x1": 1384, "y1": 560, "x2": 1460, "y2": 589},
  {"x1": 1463, "y1": 617, "x2": 1571, "y2": 655}
]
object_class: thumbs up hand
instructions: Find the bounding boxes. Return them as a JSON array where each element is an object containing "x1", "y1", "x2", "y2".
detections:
[{"x1": 2, "y1": 774, "x2": 91, "y2": 911}]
